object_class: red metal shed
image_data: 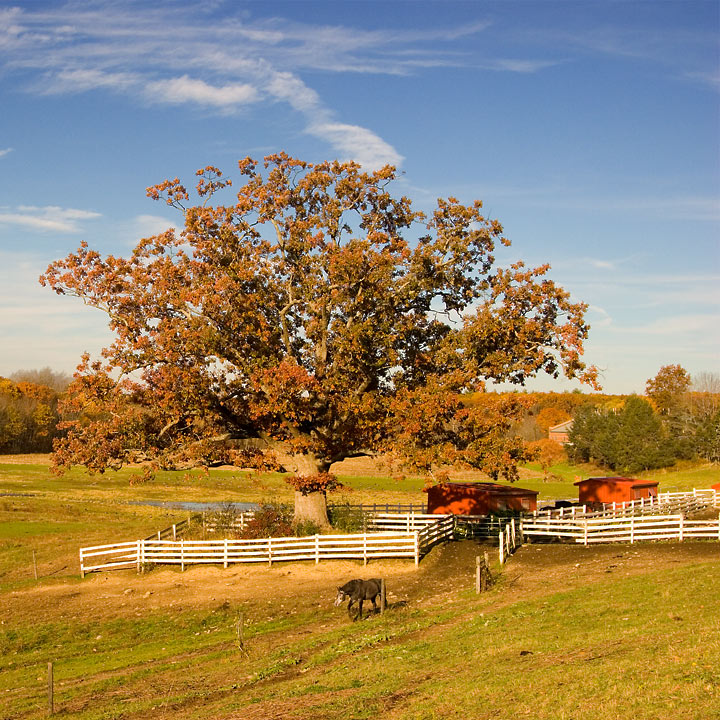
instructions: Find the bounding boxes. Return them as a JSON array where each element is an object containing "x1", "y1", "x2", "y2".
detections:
[
  {"x1": 425, "y1": 482, "x2": 538, "y2": 515},
  {"x1": 574, "y1": 477, "x2": 658, "y2": 506}
]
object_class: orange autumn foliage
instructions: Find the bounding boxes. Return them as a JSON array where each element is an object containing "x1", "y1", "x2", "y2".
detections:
[{"x1": 41, "y1": 154, "x2": 598, "y2": 485}]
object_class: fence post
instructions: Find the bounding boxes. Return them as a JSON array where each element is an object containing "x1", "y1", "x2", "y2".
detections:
[
  {"x1": 48, "y1": 661, "x2": 54, "y2": 715},
  {"x1": 583, "y1": 520, "x2": 588, "y2": 547},
  {"x1": 79, "y1": 548, "x2": 84, "y2": 579},
  {"x1": 172, "y1": 524, "x2": 177, "y2": 540},
  {"x1": 679, "y1": 515, "x2": 684, "y2": 542},
  {"x1": 315, "y1": 534, "x2": 320, "y2": 565},
  {"x1": 414, "y1": 532, "x2": 419, "y2": 568},
  {"x1": 181, "y1": 539, "x2": 185, "y2": 572},
  {"x1": 498, "y1": 531, "x2": 505, "y2": 564},
  {"x1": 380, "y1": 579, "x2": 386, "y2": 613},
  {"x1": 136, "y1": 540, "x2": 141, "y2": 573},
  {"x1": 224, "y1": 538, "x2": 228, "y2": 569},
  {"x1": 630, "y1": 515, "x2": 635, "y2": 544},
  {"x1": 268, "y1": 537, "x2": 272, "y2": 566}
]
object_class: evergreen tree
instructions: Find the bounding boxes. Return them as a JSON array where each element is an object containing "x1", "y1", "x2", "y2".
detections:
[
  {"x1": 568, "y1": 396, "x2": 674, "y2": 473},
  {"x1": 611, "y1": 396, "x2": 672, "y2": 473},
  {"x1": 694, "y1": 409, "x2": 720, "y2": 463}
]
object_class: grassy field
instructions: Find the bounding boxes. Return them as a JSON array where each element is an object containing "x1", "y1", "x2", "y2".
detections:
[
  {"x1": 1, "y1": 454, "x2": 718, "y2": 718},
  {"x1": 2, "y1": 541, "x2": 719, "y2": 719}
]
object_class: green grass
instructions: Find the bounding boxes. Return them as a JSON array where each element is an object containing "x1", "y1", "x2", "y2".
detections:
[
  {"x1": 3, "y1": 560, "x2": 717, "y2": 719},
  {"x1": 0, "y1": 454, "x2": 716, "y2": 588},
  {"x1": 1, "y1": 453, "x2": 719, "y2": 719}
]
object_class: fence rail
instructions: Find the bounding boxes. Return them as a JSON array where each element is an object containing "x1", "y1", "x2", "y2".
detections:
[
  {"x1": 523, "y1": 513, "x2": 720, "y2": 546},
  {"x1": 81, "y1": 528, "x2": 431, "y2": 576},
  {"x1": 84, "y1": 488, "x2": 719, "y2": 576},
  {"x1": 532, "y1": 489, "x2": 718, "y2": 521}
]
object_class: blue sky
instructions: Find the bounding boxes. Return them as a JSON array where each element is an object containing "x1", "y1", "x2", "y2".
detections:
[{"x1": 0, "y1": 0, "x2": 718, "y2": 394}]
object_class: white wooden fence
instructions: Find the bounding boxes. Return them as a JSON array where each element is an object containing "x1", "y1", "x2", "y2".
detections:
[
  {"x1": 79, "y1": 516, "x2": 455, "y2": 576},
  {"x1": 82, "y1": 489, "x2": 719, "y2": 576},
  {"x1": 533, "y1": 489, "x2": 718, "y2": 521},
  {"x1": 522, "y1": 513, "x2": 720, "y2": 546}
]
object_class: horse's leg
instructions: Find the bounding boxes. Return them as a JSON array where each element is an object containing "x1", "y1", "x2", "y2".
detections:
[
  {"x1": 357, "y1": 598, "x2": 364, "y2": 620},
  {"x1": 347, "y1": 599, "x2": 355, "y2": 617},
  {"x1": 371, "y1": 596, "x2": 378, "y2": 614}
]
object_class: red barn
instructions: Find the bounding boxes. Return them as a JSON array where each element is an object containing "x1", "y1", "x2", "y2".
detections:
[
  {"x1": 425, "y1": 482, "x2": 538, "y2": 515},
  {"x1": 574, "y1": 477, "x2": 658, "y2": 507}
]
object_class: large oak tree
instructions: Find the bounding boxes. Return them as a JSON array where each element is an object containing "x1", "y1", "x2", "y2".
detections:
[{"x1": 41, "y1": 154, "x2": 598, "y2": 524}]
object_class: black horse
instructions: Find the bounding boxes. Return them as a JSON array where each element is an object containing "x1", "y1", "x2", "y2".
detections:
[{"x1": 334, "y1": 578, "x2": 383, "y2": 620}]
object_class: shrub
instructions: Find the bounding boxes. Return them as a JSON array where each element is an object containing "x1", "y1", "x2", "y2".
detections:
[
  {"x1": 240, "y1": 502, "x2": 293, "y2": 539},
  {"x1": 328, "y1": 501, "x2": 365, "y2": 533},
  {"x1": 292, "y1": 519, "x2": 323, "y2": 537}
]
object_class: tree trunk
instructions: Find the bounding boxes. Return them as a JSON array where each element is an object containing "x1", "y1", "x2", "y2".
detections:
[
  {"x1": 293, "y1": 490, "x2": 330, "y2": 528},
  {"x1": 290, "y1": 453, "x2": 332, "y2": 528}
]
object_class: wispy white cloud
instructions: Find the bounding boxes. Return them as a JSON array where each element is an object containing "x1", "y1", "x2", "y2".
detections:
[
  {"x1": 587, "y1": 304, "x2": 612, "y2": 327},
  {"x1": 0, "y1": 205, "x2": 101, "y2": 233},
  {"x1": 145, "y1": 75, "x2": 259, "y2": 108},
  {"x1": 490, "y1": 58, "x2": 559, "y2": 73},
  {"x1": 0, "y1": 147, "x2": 12, "y2": 158},
  {"x1": 41, "y1": 68, "x2": 138, "y2": 94},
  {"x1": 685, "y1": 69, "x2": 720, "y2": 91},
  {"x1": 266, "y1": 71, "x2": 322, "y2": 113},
  {"x1": 0, "y1": 3, "x2": 526, "y2": 170},
  {"x1": 307, "y1": 121, "x2": 404, "y2": 170},
  {"x1": 520, "y1": 22, "x2": 719, "y2": 92},
  {"x1": 132, "y1": 214, "x2": 176, "y2": 239}
]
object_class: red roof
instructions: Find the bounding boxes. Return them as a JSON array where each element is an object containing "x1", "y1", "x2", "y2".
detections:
[
  {"x1": 574, "y1": 476, "x2": 658, "y2": 488},
  {"x1": 424, "y1": 482, "x2": 537, "y2": 496}
]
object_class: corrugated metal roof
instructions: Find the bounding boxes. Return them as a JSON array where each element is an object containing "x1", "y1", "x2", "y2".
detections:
[
  {"x1": 425, "y1": 482, "x2": 538, "y2": 496},
  {"x1": 574, "y1": 476, "x2": 658, "y2": 488}
]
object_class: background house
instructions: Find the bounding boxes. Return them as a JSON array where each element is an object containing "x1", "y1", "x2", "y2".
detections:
[{"x1": 548, "y1": 419, "x2": 573, "y2": 444}]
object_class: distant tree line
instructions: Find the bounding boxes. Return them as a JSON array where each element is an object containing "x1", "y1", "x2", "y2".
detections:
[
  {"x1": 567, "y1": 366, "x2": 720, "y2": 472},
  {"x1": 1, "y1": 364, "x2": 717, "y2": 475},
  {"x1": 0, "y1": 369, "x2": 70, "y2": 453}
]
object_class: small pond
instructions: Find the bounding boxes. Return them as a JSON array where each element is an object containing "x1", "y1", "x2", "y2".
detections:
[{"x1": 128, "y1": 500, "x2": 261, "y2": 512}]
